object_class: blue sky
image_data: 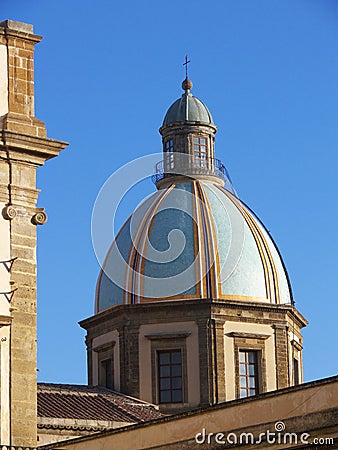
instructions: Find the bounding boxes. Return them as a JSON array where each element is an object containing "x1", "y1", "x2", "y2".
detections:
[{"x1": 3, "y1": 0, "x2": 337, "y2": 384}]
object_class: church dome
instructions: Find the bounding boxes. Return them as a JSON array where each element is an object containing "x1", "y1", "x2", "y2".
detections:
[
  {"x1": 162, "y1": 77, "x2": 214, "y2": 127},
  {"x1": 96, "y1": 181, "x2": 292, "y2": 312}
]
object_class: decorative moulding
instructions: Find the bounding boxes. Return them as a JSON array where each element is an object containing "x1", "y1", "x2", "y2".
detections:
[
  {"x1": 92, "y1": 341, "x2": 116, "y2": 352},
  {"x1": 144, "y1": 331, "x2": 191, "y2": 340},
  {"x1": 32, "y1": 209, "x2": 47, "y2": 225},
  {"x1": 226, "y1": 331, "x2": 271, "y2": 340},
  {"x1": 2, "y1": 205, "x2": 17, "y2": 220}
]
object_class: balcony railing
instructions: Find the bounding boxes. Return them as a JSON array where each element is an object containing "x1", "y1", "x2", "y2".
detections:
[{"x1": 151, "y1": 154, "x2": 232, "y2": 185}]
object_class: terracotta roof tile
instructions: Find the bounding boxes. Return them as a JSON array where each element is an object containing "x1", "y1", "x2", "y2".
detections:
[{"x1": 38, "y1": 383, "x2": 164, "y2": 423}]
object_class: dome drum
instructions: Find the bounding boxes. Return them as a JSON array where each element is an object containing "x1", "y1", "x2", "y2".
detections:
[{"x1": 160, "y1": 123, "x2": 217, "y2": 152}]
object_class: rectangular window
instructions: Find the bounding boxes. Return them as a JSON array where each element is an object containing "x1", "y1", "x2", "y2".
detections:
[
  {"x1": 193, "y1": 136, "x2": 208, "y2": 168},
  {"x1": 99, "y1": 358, "x2": 114, "y2": 389},
  {"x1": 239, "y1": 350, "x2": 259, "y2": 398},
  {"x1": 158, "y1": 350, "x2": 183, "y2": 403},
  {"x1": 165, "y1": 139, "x2": 174, "y2": 170},
  {"x1": 293, "y1": 358, "x2": 299, "y2": 385}
]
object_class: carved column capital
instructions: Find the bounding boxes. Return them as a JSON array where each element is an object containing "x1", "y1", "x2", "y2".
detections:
[
  {"x1": 2, "y1": 205, "x2": 17, "y2": 220},
  {"x1": 32, "y1": 209, "x2": 47, "y2": 225}
]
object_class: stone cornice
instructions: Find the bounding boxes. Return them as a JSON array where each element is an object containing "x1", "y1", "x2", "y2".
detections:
[
  {"x1": 37, "y1": 416, "x2": 130, "y2": 432},
  {"x1": 291, "y1": 339, "x2": 303, "y2": 351},
  {"x1": 156, "y1": 173, "x2": 224, "y2": 189},
  {"x1": 226, "y1": 331, "x2": 270, "y2": 340},
  {"x1": 92, "y1": 341, "x2": 116, "y2": 352},
  {"x1": 213, "y1": 299, "x2": 308, "y2": 328},
  {"x1": 144, "y1": 331, "x2": 191, "y2": 340},
  {"x1": 0, "y1": 315, "x2": 12, "y2": 325},
  {"x1": 0, "y1": 20, "x2": 42, "y2": 44},
  {"x1": 0, "y1": 130, "x2": 68, "y2": 165},
  {"x1": 80, "y1": 298, "x2": 308, "y2": 330},
  {"x1": 159, "y1": 121, "x2": 218, "y2": 135},
  {"x1": 285, "y1": 308, "x2": 308, "y2": 329},
  {"x1": 79, "y1": 299, "x2": 209, "y2": 329}
]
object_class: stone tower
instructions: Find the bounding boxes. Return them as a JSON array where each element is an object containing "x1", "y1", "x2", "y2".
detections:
[
  {"x1": 0, "y1": 20, "x2": 67, "y2": 446},
  {"x1": 81, "y1": 76, "x2": 307, "y2": 412}
]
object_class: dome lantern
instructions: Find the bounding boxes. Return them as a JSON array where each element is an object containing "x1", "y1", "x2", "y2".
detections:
[{"x1": 155, "y1": 75, "x2": 226, "y2": 189}]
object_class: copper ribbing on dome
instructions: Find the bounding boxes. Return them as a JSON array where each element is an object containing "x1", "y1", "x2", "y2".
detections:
[
  {"x1": 215, "y1": 184, "x2": 286, "y2": 304},
  {"x1": 195, "y1": 181, "x2": 218, "y2": 299},
  {"x1": 161, "y1": 74, "x2": 214, "y2": 126},
  {"x1": 125, "y1": 185, "x2": 174, "y2": 304}
]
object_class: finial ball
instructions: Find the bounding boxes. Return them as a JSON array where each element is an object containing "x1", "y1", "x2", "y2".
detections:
[{"x1": 182, "y1": 77, "x2": 193, "y2": 92}]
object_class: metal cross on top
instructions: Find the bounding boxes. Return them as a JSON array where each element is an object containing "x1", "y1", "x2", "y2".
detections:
[{"x1": 183, "y1": 54, "x2": 191, "y2": 78}]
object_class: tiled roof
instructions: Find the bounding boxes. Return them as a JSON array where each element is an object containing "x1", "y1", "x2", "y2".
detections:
[{"x1": 38, "y1": 383, "x2": 164, "y2": 424}]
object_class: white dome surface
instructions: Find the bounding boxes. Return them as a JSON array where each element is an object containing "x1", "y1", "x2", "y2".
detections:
[{"x1": 96, "y1": 181, "x2": 292, "y2": 312}]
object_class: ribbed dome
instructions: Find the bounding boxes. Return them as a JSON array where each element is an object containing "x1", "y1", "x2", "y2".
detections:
[
  {"x1": 96, "y1": 181, "x2": 292, "y2": 312},
  {"x1": 163, "y1": 94, "x2": 214, "y2": 126}
]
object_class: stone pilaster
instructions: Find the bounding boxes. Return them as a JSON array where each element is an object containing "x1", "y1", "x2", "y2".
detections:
[
  {"x1": 0, "y1": 20, "x2": 45, "y2": 136},
  {"x1": 85, "y1": 335, "x2": 93, "y2": 386},
  {"x1": 119, "y1": 323, "x2": 140, "y2": 398},
  {"x1": 0, "y1": 20, "x2": 68, "y2": 447},
  {"x1": 196, "y1": 318, "x2": 210, "y2": 406},
  {"x1": 273, "y1": 323, "x2": 290, "y2": 389},
  {"x1": 214, "y1": 318, "x2": 226, "y2": 402}
]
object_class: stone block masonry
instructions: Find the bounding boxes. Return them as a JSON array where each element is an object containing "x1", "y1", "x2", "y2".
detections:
[{"x1": 0, "y1": 20, "x2": 68, "y2": 447}]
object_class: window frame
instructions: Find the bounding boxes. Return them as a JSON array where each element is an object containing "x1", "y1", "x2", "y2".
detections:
[
  {"x1": 149, "y1": 337, "x2": 188, "y2": 405},
  {"x1": 238, "y1": 350, "x2": 259, "y2": 398},
  {"x1": 93, "y1": 342, "x2": 115, "y2": 390},
  {"x1": 228, "y1": 332, "x2": 268, "y2": 399},
  {"x1": 293, "y1": 357, "x2": 300, "y2": 385},
  {"x1": 164, "y1": 138, "x2": 175, "y2": 170},
  {"x1": 99, "y1": 357, "x2": 114, "y2": 389},
  {"x1": 193, "y1": 136, "x2": 208, "y2": 168},
  {"x1": 291, "y1": 338, "x2": 302, "y2": 386},
  {"x1": 157, "y1": 349, "x2": 183, "y2": 404}
]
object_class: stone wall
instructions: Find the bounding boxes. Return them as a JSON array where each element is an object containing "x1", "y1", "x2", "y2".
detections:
[
  {"x1": 81, "y1": 299, "x2": 307, "y2": 412},
  {"x1": 0, "y1": 20, "x2": 67, "y2": 447}
]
